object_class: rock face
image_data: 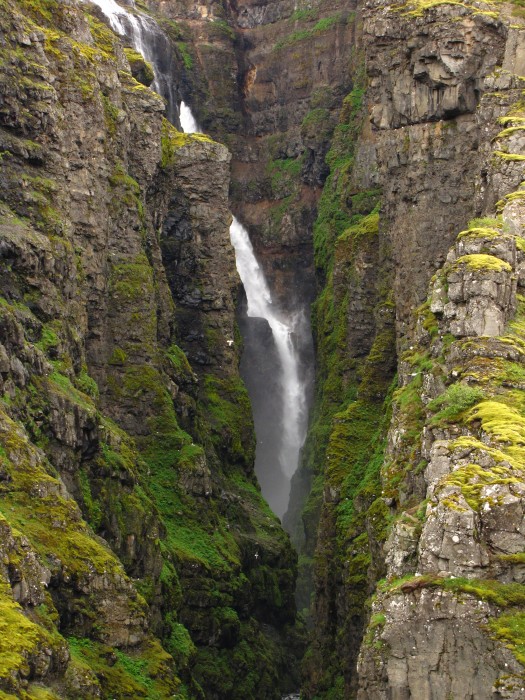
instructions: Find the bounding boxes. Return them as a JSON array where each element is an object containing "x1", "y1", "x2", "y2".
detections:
[
  {"x1": 2, "y1": 0, "x2": 525, "y2": 698},
  {"x1": 279, "y1": 0, "x2": 525, "y2": 698},
  {"x1": 0, "y1": 0, "x2": 300, "y2": 697}
]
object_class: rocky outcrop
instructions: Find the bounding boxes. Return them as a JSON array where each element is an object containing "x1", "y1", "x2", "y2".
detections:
[
  {"x1": 351, "y1": 5, "x2": 525, "y2": 697},
  {"x1": 358, "y1": 190, "x2": 525, "y2": 699}
]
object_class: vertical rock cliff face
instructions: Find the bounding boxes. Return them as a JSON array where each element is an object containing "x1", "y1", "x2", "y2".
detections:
[
  {"x1": 3, "y1": 0, "x2": 525, "y2": 698},
  {"x1": 0, "y1": 1, "x2": 300, "y2": 698},
  {"x1": 292, "y1": 0, "x2": 525, "y2": 697}
]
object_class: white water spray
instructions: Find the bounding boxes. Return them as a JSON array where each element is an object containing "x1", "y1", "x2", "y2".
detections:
[
  {"x1": 181, "y1": 103, "x2": 309, "y2": 511},
  {"x1": 229, "y1": 218, "x2": 308, "y2": 481},
  {"x1": 179, "y1": 101, "x2": 200, "y2": 133}
]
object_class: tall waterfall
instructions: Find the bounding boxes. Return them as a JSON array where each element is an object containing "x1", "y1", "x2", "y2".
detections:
[
  {"x1": 85, "y1": 2, "x2": 311, "y2": 517},
  {"x1": 230, "y1": 219, "x2": 309, "y2": 484},
  {"x1": 85, "y1": 0, "x2": 179, "y2": 122},
  {"x1": 181, "y1": 103, "x2": 310, "y2": 518}
]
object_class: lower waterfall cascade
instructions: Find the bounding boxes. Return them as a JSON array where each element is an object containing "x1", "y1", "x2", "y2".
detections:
[{"x1": 180, "y1": 103, "x2": 311, "y2": 518}]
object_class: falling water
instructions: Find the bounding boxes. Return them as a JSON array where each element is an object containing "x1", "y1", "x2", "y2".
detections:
[
  {"x1": 83, "y1": 0, "x2": 312, "y2": 515},
  {"x1": 179, "y1": 101, "x2": 201, "y2": 133},
  {"x1": 180, "y1": 103, "x2": 309, "y2": 517},
  {"x1": 229, "y1": 219, "x2": 308, "y2": 483},
  {"x1": 85, "y1": 0, "x2": 179, "y2": 122}
]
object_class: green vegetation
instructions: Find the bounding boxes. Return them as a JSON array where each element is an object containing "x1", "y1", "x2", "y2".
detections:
[
  {"x1": 68, "y1": 636, "x2": 180, "y2": 699},
  {"x1": 108, "y1": 162, "x2": 144, "y2": 218},
  {"x1": 0, "y1": 581, "x2": 60, "y2": 683},
  {"x1": 393, "y1": 0, "x2": 500, "y2": 18},
  {"x1": 427, "y1": 383, "x2": 485, "y2": 424},
  {"x1": 489, "y1": 613, "x2": 525, "y2": 665},
  {"x1": 495, "y1": 150, "x2": 525, "y2": 162},
  {"x1": 123, "y1": 47, "x2": 154, "y2": 85},
  {"x1": 274, "y1": 13, "x2": 345, "y2": 50},
  {"x1": 160, "y1": 118, "x2": 193, "y2": 168},
  {"x1": 454, "y1": 254, "x2": 512, "y2": 272},
  {"x1": 176, "y1": 41, "x2": 193, "y2": 70},
  {"x1": 266, "y1": 156, "x2": 303, "y2": 198},
  {"x1": 203, "y1": 374, "x2": 255, "y2": 467},
  {"x1": 313, "y1": 82, "x2": 368, "y2": 270}
]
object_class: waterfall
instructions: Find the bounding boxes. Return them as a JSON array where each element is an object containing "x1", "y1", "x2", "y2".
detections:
[
  {"x1": 229, "y1": 219, "x2": 308, "y2": 480},
  {"x1": 83, "y1": 0, "x2": 312, "y2": 516},
  {"x1": 85, "y1": 0, "x2": 179, "y2": 122},
  {"x1": 179, "y1": 101, "x2": 201, "y2": 134},
  {"x1": 181, "y1": 103, "x2": 309, "y2": 518}
]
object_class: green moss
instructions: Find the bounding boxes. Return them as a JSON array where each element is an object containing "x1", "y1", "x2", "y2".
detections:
[
  {"x1": 266, "y1": 156, "x2": 303, "y2": 197},
  {"x1": 74, "y1": 367, "x2": 99, "y2": 399},
  {"x1": 202, "y1": 374, "x2": 255, "y2": 467},
  {"x1": 108, "y1": 162, "x2": 143, "y2": 217},
  {"x1": 274, "y1": 13, "x2": 344, "y2": 49},
  {"x1": 313, "y1": 82, "x2": 368, "y2": 270},
  {"x1": 176, "y1": 41, "x2": 193, "y2": 70},
  {"x1": 36, "y1": 324, "x2": 59, "y2": 353},
  {"x1": 161, "y1": 119, "x2": 193, "y2": 168},
  {"x1": 489, "y1": 612, "x2": 525, "y2": 666},
  {"x1": 428, "y1": 383, "x2": 485, "y2": 424},
  {"x1": 446, "y1": 462, "x2": 519, "y2": 509},
  {"x1": 454, "y1": 254, "x2": 512, "y2": 272},
  {"x1": 289, "y1": 8, "x2": 317, "y2": 21},
  {"x1": 457, "y1": 226, "x2": 501, "y2": 240},
  {"x1": 123, "y1": 47, "x2": 154, "y2": 86},
  {"x1": 165, "y1": 344, "x2": 193, "y2": 378},
  {"x1": 110, "y1": 254, "x2": 153, "y2": 303},
  {"x1": 109, "y1": 347, "x2": 128, "y2": 366},
  {"x1": 495, "y1": 150, "x2": 525, "y2": 162},
  {"x1": 68, "y1": 636, "x2": 180, "y2": 699},
  {"x1": 165, "y1": 617, "x2": 196, "y2": 667},
  {"x1": 0, "y1": 582, "x2": 58, "y2": 683},
  {"x1": 47, "y1": 371, "x2": 96, "y2": 413},
  {"x1": 78, "y1": 467, "x2": 103, "y2": 529},
  {"x1": 394, "y1": 0, "x2": 499, "y2": 18}
]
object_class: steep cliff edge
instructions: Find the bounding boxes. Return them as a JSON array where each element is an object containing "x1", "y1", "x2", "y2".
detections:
[
  {"x1": 293, "y1": 0, "x2": 525, "y2": 697},
  {"x1": 0, "y1": 1, "x2": 300, "y2": 698}
]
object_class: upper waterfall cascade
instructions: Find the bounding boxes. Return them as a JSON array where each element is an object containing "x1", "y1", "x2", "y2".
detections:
[{"x1": 85, "y1": 0, "x2": 179, "y2": 122}]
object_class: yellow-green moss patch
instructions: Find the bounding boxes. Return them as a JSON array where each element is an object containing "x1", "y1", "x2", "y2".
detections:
[{"x1": 454, "y1": 254, "x2": 512, "y2": 272}]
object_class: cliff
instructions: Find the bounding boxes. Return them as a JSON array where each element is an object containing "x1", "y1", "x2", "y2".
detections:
[
  {"x1": 2, "y1": 0, "x2": 525, "y2": 698},
  {"x1": 291, "y1": 0, "x2": 525, "y2": 697},
  {"x1": 0, "y1": 1, "x2": 300, "y2": 698}
]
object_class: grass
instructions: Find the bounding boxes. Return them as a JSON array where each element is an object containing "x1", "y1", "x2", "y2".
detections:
[
  {"x1": 274, "y1": 13, "x2": 344, "y2": 50},
  {"x1": 428, "y1": 383, "x2": 485, "y2": 424}
]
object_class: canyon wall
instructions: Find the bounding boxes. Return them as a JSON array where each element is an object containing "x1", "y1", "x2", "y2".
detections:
[
  {"x1": 289, "y1": 1, "x2": 525, "y2": 697},
  {"x1": 2, "y1": 0, "x2": 525, "y2": 698},
  {"x1": 0, "y1": 1, "x2": 301, "y2": 697}
]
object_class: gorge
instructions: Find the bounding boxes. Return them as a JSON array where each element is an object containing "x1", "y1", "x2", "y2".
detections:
[{"x1": 1, "y1": 0, "x2": 525, "y2": 699}]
